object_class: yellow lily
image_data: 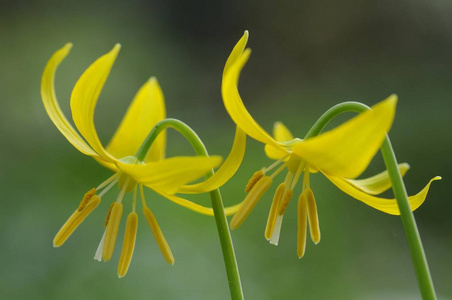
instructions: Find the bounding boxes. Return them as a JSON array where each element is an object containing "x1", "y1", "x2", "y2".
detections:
[
  {"x1": 222, "y1": 32, "x2": 440, "y2": 258},
  {"x1": 42, "y1": 44, "x2": 245, "y2": 277}
]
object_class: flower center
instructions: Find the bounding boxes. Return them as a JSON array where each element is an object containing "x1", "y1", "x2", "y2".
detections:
[{"x1": 117, "y1": 156, "x2": 138, "y2": 193}]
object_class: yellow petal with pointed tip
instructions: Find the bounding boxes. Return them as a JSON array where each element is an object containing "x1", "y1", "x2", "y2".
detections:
[
  {"x1": 293, "y1": 96, "x2": 397, "y2": 178},
  {"x1": 118, "y1": 212, "x2": 138, "y2": 278},
  {"x1": 154, "y1": 189, "x2": 241, "y2": 216},
  {"x1": 117, "y1": 156, "x2": 223, "y2": 195},
  {"x1": 223, "y1": 31, "x2": 249, "y2": 77},
  {"x1": 41, "y1": 43, "x2": 98, "y2": 157},
  {"x1": 346, "y1": 163, "x2": 410, "y2": 195},
  {"x1": 107, "y1": 77, "x2": 166, "y2": 162},
  {"x1": 222, "y1": 41, "x2": 283, "y2": 151},
  {"x1": 70, "y1": 44, "x2": 121, "y2": 163},
  {"x1": 178, "y1": 127, "x2": 246, "y2": 194},
  {"x1": 273, "y1": 121, "x2": 294, "y2": 142},
  {"x1": 324, "y1": 173, "x2": 441, "y2": 215}
]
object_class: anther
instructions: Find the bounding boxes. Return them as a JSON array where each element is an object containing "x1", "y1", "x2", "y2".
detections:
[
  {"x1": 53, "y1": 194, "x2": 101, "y2": 247},
  {"x1": 265, "y1": 183, "x2": 285, "y2": 240},
  {"x1": 104, "y1": 203, "x2": 115, "y2": 227},
  {"x1": 297, "y1": 191, "x2": 308, "y2": 258},
  {"x1": 306, "y1": 188, "x2": 321, "y2": 244},
  {"x1": 118, "y1": 212, "x2": 138, "y2": 278},
  {"x1": 143, "y1": 206, "x2": 175, "y2": 265},
  {"x1": 102, "y1": 202, "x2": 123, "y2": 262},
  {"x1": 245, "y1": 170, "x2": 264, "y2": 193},
  {"x1": 78, "y1": 188, "x2": 97, "y2": 211},
  {"x1": 231, "y1": 176, "x2": 273, "y2": 229},
  {"x1": 278, "y1": 189, "x2": 293, "y2": 215}
]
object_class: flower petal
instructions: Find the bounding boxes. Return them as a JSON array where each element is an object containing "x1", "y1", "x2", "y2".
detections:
[
  {"x1": 293, "y1": 95, "x2": 397, "y2": 178},
  {"x1": 223, "y1": 30, "x2": 249, "y2": 76},
  {"x1": 323, "y1": 172, "x2": 441, "y2": 215},
  {"x1": 70, "y1": 44, "x2": 121, "y2": 163},
  {"x1": 177, "y1": 127, "x2": 246, "y2": 194},
  {"x1": 346, "y1": 163, "x2": 410, "y2": 195},
  {"x1": 154, "y1": 189, "x2": 241, "y2": 216},
  {"x1": 222, "y1": 36, "x2": 284, "y2": 150},
  {"x1": 117, "y1": 156, "x2": 223, "y2": 194},
  {"x1": 41, "y1": 44, "x2": 98, "y2": 157},
  {"x1": 107, "y1": 77, "x2": 166, "y2": 162},
  {"x1": 273, "y1": 121, "x2": 294, "y2": 142}
]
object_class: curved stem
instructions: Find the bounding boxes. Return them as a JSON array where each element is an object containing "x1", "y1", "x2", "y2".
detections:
[
  {"x1": 305, "y1": 102, "x2": 436, "y2": 299},
  {"x1": 137, "y1": 119, "x2": 244, "y2": 300}
]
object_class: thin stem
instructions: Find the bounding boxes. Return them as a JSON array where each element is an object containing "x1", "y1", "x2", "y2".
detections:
[
  {"x1": 305, "y1": 102, "x2": 436, "y2": 299},
  {"x1": 137, "y1": 118, "x2": 244, "y2": 300}
]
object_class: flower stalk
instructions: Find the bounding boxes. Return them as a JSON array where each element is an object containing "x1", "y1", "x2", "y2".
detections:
[
  {"x1": 306, "y1": 101, "x2": 436, "y2": 300},
  {"x1": 137, "y1": 118, "x2": 244, "y2": 300}
]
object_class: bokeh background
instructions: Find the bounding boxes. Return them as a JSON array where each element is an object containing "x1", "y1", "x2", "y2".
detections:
[{"x1": 1, "y1": 0, "x2": 451, "y2": 299}]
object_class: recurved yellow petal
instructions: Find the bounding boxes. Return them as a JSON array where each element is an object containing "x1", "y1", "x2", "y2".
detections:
[
  {"x1": 154, "y1": 189, "x2": 241, "y2": 216},
  {"x1": 178, "y1": 127, "x2": 246, "y2": 194},
  {"x1": 264, "y1": 144, "x2": 290, "y2": 160},
  {"x1": 117, "y1": 156, "x2": 223, "y2": 195},
  {"x1": 293, "y1": 96, "x2": 397, "y2": 178},
  {"x1": 346, "y1": 163, "x2": 410, "y2": 195},
  {"x1": 223, "y1": 31, "x2": 249, "y2": 77},
  {"x1": 222, "y1": 41, "x2": 283, "y2": 151},
  {"x1": 118, "y1": 212, "x2": 138, "y2": 278},
  {"x1": 107, "y1": 77, "x2": 166, "y2": 162},
  {"x1": 70, "y1": 44, "x2": 121, "y2": 163},
  {"x1": 324, "y1": 173, "x2": 441, "y2": 215},
  {"x1": 41, "y1": 43, "x2": 98, "y2": 157}
]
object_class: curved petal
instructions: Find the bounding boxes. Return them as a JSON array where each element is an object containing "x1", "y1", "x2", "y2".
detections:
[
  {"x1": 41, "y1": 43, "x2": 98, "y2": 157},
  {"x1": 70, "y1": 44, "x2": 121, "y2": 163},
  {"x1": 293, "y1": 95, "x2": 397, "y2": 178},
  {"x1": 106, "y1": 77, "x2": 166, "y2": 161},
  {"x1": 273, "y1": 121, "x2": 294, "y2": 142},
  {"x1": 178, "y1": 127, "x2": 246, "y2": 194},
  {"x1": 346, "y1": 163, "x2": 410, "y2": 195},
  {"x1": 94, "y1": 156, "x2": 118, "y2": 172},
  {"x1": 117, "y1": 156, "x2": 223, "y2": 195},
  {"x1": 264, "y1": 144, "x2": 289, "y2": 160},
  {"x1": 154, "y1": 189, "x2": 241, "y2": 216},
  {"x1": 222, "y1": 37, "x2": 283, "y2": 151},
  {"x1": 223, "y1": 31, "x2": 249, "y2": 77},
  {"x1": 323, "y1": 172, "x2": 441, "y2": 215}
]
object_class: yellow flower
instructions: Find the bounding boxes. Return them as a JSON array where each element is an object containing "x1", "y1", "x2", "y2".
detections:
[
  {"x1": 222, "y1": 32, "x2": 441, "y2": 257},
  {"x1": 42, "y1": 44, "x2": 245, "y2": 277}
]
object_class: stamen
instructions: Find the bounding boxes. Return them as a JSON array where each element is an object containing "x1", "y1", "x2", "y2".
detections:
[
  {"x1": 265, "y1": 183, "x2": 285, "y2": 240},
  {"x1": 143, "y1": 206, "x2": 175, "y2": 265},
  {"x1": 270, "y1": 163, "x2": 286, "y2": 179},
  {"x1": 297, "y1": 191, "x2": 308, "y2": 258},
  {"x1": 270, "y1": 214, "x2": 284, "y2": 245},
  {"x1": 104, "y1": 203, "x2": 115, "y2": 227},
  {"x1": 245, "y1": 170, "x2": 264, "y2": 193},
  {"x1": 290, "y1": 161, "x2": 304, "y2": 191},
  {"x1": 278, "y1": 189, "x2": 293, "y2": 215},
  {"x1": 53, "y1": 194, "x2": 101, "y2": 247},
  {"x1": 230, "y1": 176, "x2": 273, "y2": 229},
  {"x1": 118, "y1": 212, "x2": 138, "y2": 278},
  {"x1": 306, "y1": 188, "x2": 321, "y2": 244},
  {"x1": 77, "y1": 188, "x2": 96, "y2": 211},
  {"x1": 263, "y1": 154, "x2": 289, "y2": 173},
  {"x1": 98, "y1": 177, "x2": 119, "y2": 198},
  {"x1": 102, "y1": 202, "x2": 123, "y2": 262},
  {"x1": 302, "y1": 165, "x2": 311, "y2": 191},
  {"x1": 94, "y1": 230, "x2": 106, "y2": 261},
  {"x1": 96, "y1": 173, "x2": 119, "y2": 191},
  {"x1": 132, "y1": 187, "x2": 137, "y2": 213}
]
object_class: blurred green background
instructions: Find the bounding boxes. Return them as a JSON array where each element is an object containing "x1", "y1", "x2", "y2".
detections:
[{"x1": 1, "y1": 0, "x2": 451, "y2": 299}]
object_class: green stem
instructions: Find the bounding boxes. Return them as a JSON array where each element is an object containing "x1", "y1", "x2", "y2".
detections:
[
  {"x1": 136, "y1": 119, "x2": 244, "y2": 300},
  {"x1": 305, "y1": 102, "x2": 436, "y2": 299}
]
